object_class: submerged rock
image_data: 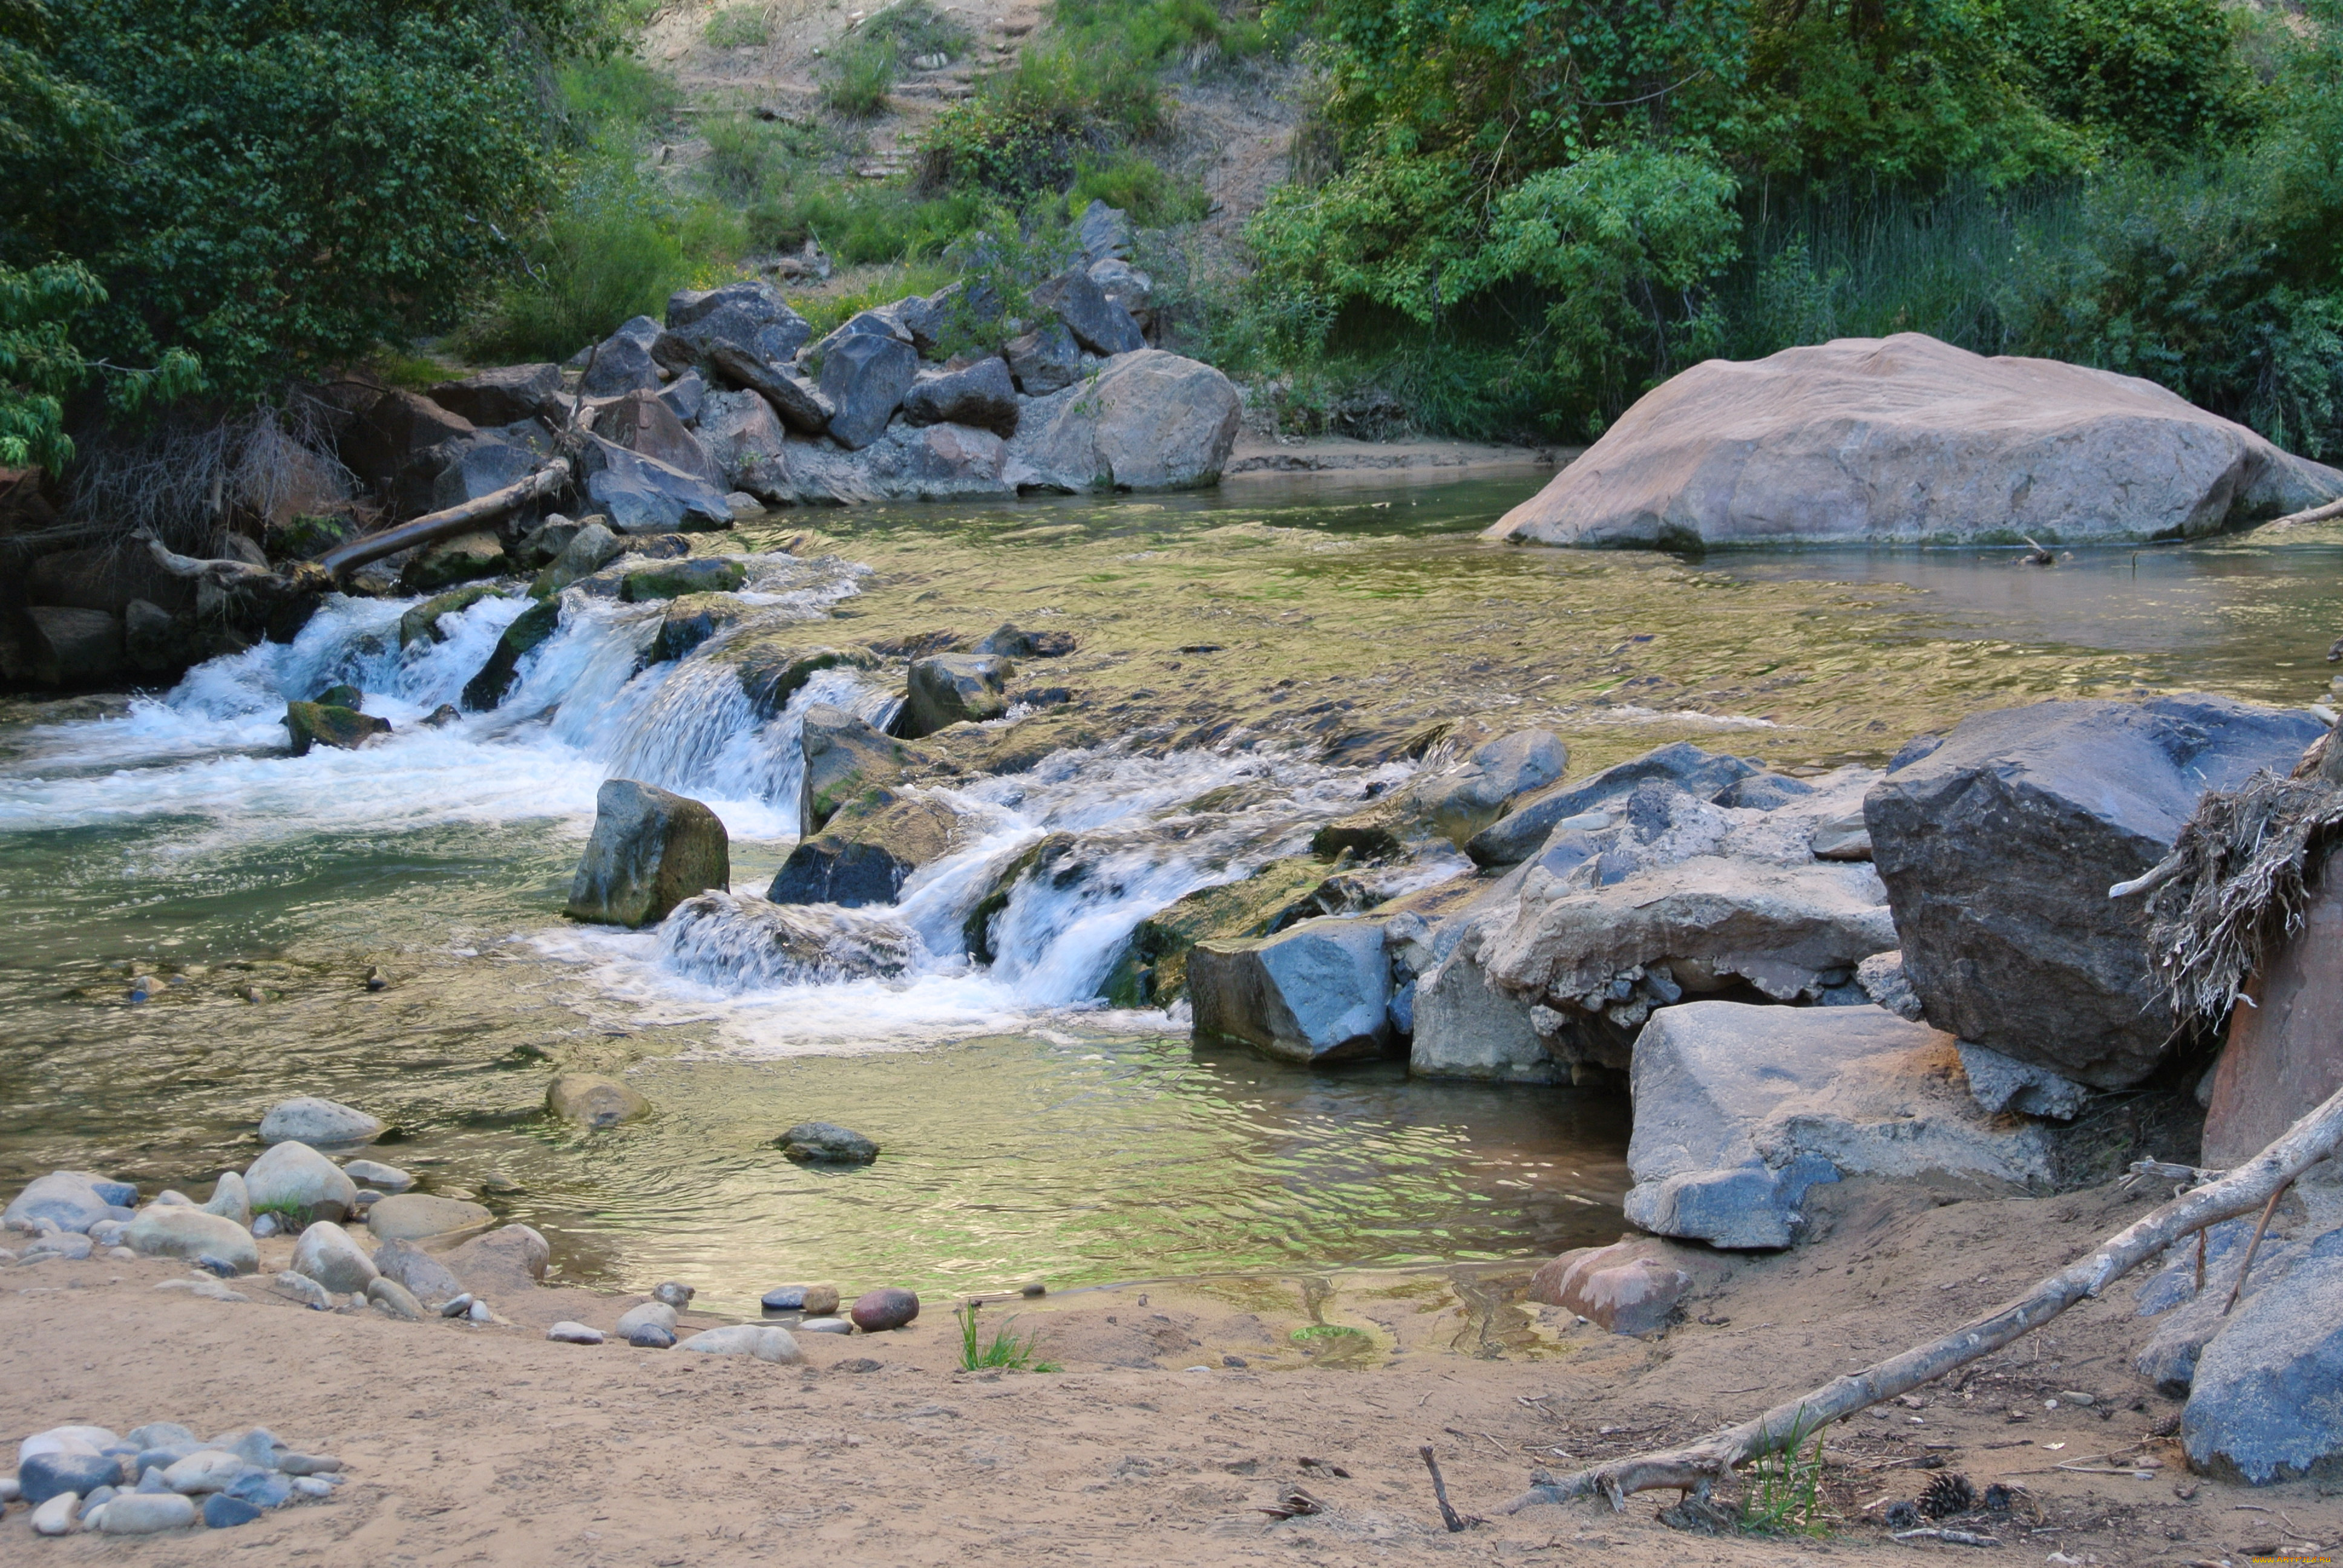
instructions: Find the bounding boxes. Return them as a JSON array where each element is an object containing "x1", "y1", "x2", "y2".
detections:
[
  {"x1": 1189, "y1": 916, "x2": 1395, "y2": 1064},
  {"x1": 397, "y1": 583, "x2": 508, "y2": 649},
  {"x1": 283, "y1": 701, "x2": 390, "y2": 756},
  {"x1": 618, "y1": 556, "x2": 748, "y2": 603},
  {"x1": 546, "y1": 1073, "x2": 651, "y2": 1129},
  {"x1": 563, "y1": 778, "x2": 730, "y2": 929},
  {"x1": 460, "y1": 598, "x2": 562, "y2": 710},
  {"x1": 367, "y1": 1193, "x2": 493, "y2": 1242},
  {"x1": 659, "y1": 891, "x2": 919, "y2": 985},
  {"x1": 1868, "y1": 694, "x2": 2324, "y2": 1087},
  {"x1": 778, "y1": 1121, "x2": 879, "y2": 1164}
]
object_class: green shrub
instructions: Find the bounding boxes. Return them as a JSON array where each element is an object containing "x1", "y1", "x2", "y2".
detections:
[
  {"x1": 706, "y1": 4, "x2": 771, "y2": 49},
  {"x1": 557, "y1": 55, "x2": 680, "y2": 143},
  {"x1": 819, "y1": 34, "x2": 899, "y2": 119},
  {"x1": 863, "y1": 0, "x2": 975, "y2": 61},
  {"x1": 1070, "y1": 152, "x2": 1210, "y2": 226}
]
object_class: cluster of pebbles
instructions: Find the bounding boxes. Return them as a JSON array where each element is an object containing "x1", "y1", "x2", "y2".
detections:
[
  {"x1": 542, "y1": 1282, "x2": 921, "y2": 1355},
  {"x1": 1, "y1": 1423, "x2": 344, "y2": 1538}
]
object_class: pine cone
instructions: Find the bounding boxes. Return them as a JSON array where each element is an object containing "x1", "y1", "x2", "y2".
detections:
[{"x1": 1920, "y1": 1471, "x2": 1977, "y2": 1518}]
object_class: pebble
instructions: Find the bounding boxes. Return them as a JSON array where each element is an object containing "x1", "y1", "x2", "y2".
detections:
[
  {"x1": 547, "y1": 1321, "x2": 605, "y2": 1345},
  {"x1": 761, "y1": 1284, "x2": 840, "y2": 1315},
  {"x1": 1021, "y1": 1281, "x2": 1047, "y2": 1298},
  {"x1": 479, "y1": 1172, "x2": 523, "y2": 1194},
  {"x1": 163, "y1": 1448, "x2": 247, "y2": 1494},
  {"x1": 0, "y1": 1474, "x2": 18, "y2": 1501},
  {"x1": 277, "y1": 1454, "x2": 342, "y2": 1477},
  {"x1": 252, "y1": 1213, "x2": 279, "y2": 1238},
  {"x1": 31, "y1": 1491, "x2": 79, "y2": 1534},
  {"x1": 98, "y1": 1491, "x2": 195, "y2": 1534},
  {"x1": 126, "y1": 975, "x2": 156, "y2": 1002},
  {"x1": 105, "y1": 1245, "x2": 137, "y2": 1261},
  {"x1": 799, "y1": 1316, "x2": 854, "y2": 1334},
  {"x1": 364, "y1": 967, "x2": 387, "y2": 992},
  {"x1": 341, "y1": 1159, "x2": 413, "y2": 1194},
  {"x1": 2056, "y1": 1389, "x2": 2095, "y2": 1406},
  {"x1": 292, "y1": 1476, "x2": 335, "y2": 1499},
  {"x1": 203, "y1": 1492, "x2": 262, "y2": 1528},
  {"x1": 652, "y1": 1280, "x2": 695, "y2": 1308},
  {"x1": 467, "y1": 1298, "x2": 493, "y2": 1322},
  {"x1": 850, "y1": 1287, "x2": 920, "y2": 1333},
  {"x1": 365, "y1": 1276, "x2": 425, "y2": 1321},
  {"x1": 437, "y1": 1292, "x2": 476, "y2": 1318}
]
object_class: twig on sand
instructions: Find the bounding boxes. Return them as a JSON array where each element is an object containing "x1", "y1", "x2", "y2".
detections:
[
  {"x1": 1420, "y1": 1445, "x2": 1472, "y2": 1532},
  {"x1": 1499, "y1": 1084, "x2": 2343, "y2": 1514},
  {"x1": 1892, "y1": 1527, "x2": 2001, "y2": 1546},
  {"x1": 2223, "y1": 1176, "x2": 2295, "y2": 1315}
]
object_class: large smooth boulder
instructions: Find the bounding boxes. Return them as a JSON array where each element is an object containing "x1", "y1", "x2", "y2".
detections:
[
  {"x1": 1624, "y1": 1002, "x2": 2056, "y2": 1249},
  {"x1": 442, "y1": 1223, "x2": 551, "y2": 1295},
  {"x1": 259, "y1": 1096, "x2": 382, "y2": 1148},
  {"x1": 2202, "y1": 863, "x2": 2343, "y2": 1166},
  {"x1": 816, "y1": 333, "x2": 919, "y2": 451},
  {"x1": 1189, "y1": 916, "x2": 1395, "y2": 1064},
  {"x1": 902, "y1": 358, "x2": 1018, "y2": 436},
  {"x1": 1491, "y1": 333, "x2": 2343, "y2": 547},
  {"x1": 123, "y1": 1207, "x2": 258, "y2": 1273},
  {"x1": 1407, "y1": 730, "x2": 1568, "y2": 846},
  {"x1": 366, "y1": 1194, "x2": 493, "y2": 1243},
  {"x1": 799, "y1": 703, "x2": 906, "y2": 835},
  {"x1": 290, "y1": 1221, "x2": 379, "y2": 1295},
  {"x1": 1468, "y1": 742, "x2": 1760, "y2": 867},
  {"x1": 4, "y1": 1172, "x2": 120, "y2": 1233},
  {"x1": 244, "y1": 1140, "x2": 358, "y2": 1223},
  {"x1": 1867, "y1": 695, "x2": 2324, "y2": 1087},
  {"x1": 2183, "y1": 1236, "x2": 2343, "y2": 1484},
  {"x1": 899, "y1": 653, "x2": 1012, "y2": 737},
  {"x1": 1004, "y1": 351, "x2": 1241, "y2": 492},
  {"x1": 373, "y1": 1237, "x2": 465, "y2": 1305},
  {"x1": 563, "y1": 778, "x2": 730, "y2": 928},
  {"x1": 1034, "y1": 268, "x2": 1145, "y2": 356},
  {"x1": 580, "y1": 435, "x2": 733, "y2": 535},
  {"x1": 427, "y1": 364, "x2": 562, "y2": 427}
]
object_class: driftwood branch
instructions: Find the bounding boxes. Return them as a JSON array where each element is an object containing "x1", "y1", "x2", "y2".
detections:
[
  {"x1": 1501, "y1": 1083, "x2": 2343, "y2": 1514},
  {"x1": 2263, "y1": 494, "x2": 2343, "y2": 532},
  {"x1": 314, "y1": 457, "x2": 571, "y2": 578},
  {"x1": 139, "y1": 531, "x2": 281, "y2": 587}
]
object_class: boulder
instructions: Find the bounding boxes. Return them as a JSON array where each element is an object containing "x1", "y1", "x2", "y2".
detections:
[
  {"x1": 563, "y1": 777, "x2": 730, "y2": 928},
  {"x1": 1529, "y1": 1239, "x2": 1693, "y2": 1336},
  {"x1": 580, "y1": 434, "x2": 733, "y2": 535},
  {"x1": 1004, "y1": 351, "x2": 1241, "y2": 492},
  {"x1": 2202, "y1": 862, "x2": 2343, "y2": 1166},
  {"x1": 708, "y1": 344, "x2": 833, "y2": 435},
  {"x1": 122, "y1": 1207, "x2": 259, "y2": 1273},
  {"x1": 1490, "y1": 333, "x2": 2343, "y2": 547},
  {"x1": 816, "y1": 333, "x2": 920, "y2": 451},
  {"x1": 283, "y1": 700, "x2": 390, "y2": 756},
  {"x1": 423, "y1": 431, "x2": 546, "y2": 516},
  {"x1": 596, "y1": 389, "x2": 723, "y2": 491},
  {"x1": 851, "y1": 1287, "x2": 920, "y2": 1331},
  {"x1": 652, "y1": 593, "x2": 750, "y2": 663},
  {"x1": 1103, "y1": 858, "x2": 1381, "y2": 1008},
  {"x1": 398, "y1": 583, "x2": 507, "y2": 649},
  {"x1": 4, "y1": 1171, "x2": 117, "y2": 1233},
  {"x1": 678, "y1": 1324, "x2": 804, "y2": 1362},
  {"x1": 442, "y1": 1223, "x2": 552, "y2": 1295},
  {"x1": 1623, "y1": 1002, "x2": 2055, "y2": 1249},
  {"x1": 373, "y1": 1237, "x2": 466, "y2": 1305},
  {"x1": 290, "y1": 1221, "x2": 379, "y2": 1295},
  {"x1": 1190, "y1": 915, "x2": 1395, "y2": 1063},
  {"x1": 891, "y1": 290, "x2": 950, "y2": 356},
  {"x1": 1468, "y1": 742, "x2": 1760, "y2": 867},
  {"x1": 723, "y1": 637, "x2": 879, "y2": 720},
  {"x1": 974, "y1": 623, "x2": 1076, "y2": 658},
  {"x1": 1034, "y1": 268, "x2": 1145, "y2": 356},
  {"x1": 399, "y1": 528, "x2": 507, "y2": 593},
  {"x1": 25, "y1": 605, "x2": 125, "y2": 684},
  {"x1": 659, "y1": 368, "x2": 707, "y2": 425},
  {"x1": 1088, "y1": 257, "x2": 1152, "y2": 320},
  {"x1": 2134, "y1": 1217, "x2": 2308, "y2": 1396},
  {"x1": 1957, "y1": 1040, "x2": 2088, "y2": 1120},
  {"x1": 531, "y1": 520, "x2": 624, "y2": 597},
  {"x1": 902, "y1": 358, "x2": 1018, "y2": 436},
  {"x1": 778, "y1": 1122, "x2": 879, "y2": 1163},
  {"x1": 798, "y1": 702, "x2": 908, "y2": 834},
  {"x1": 767, "y1": 421, "x2": 1011, "y2": 504},
  {"x1": 336, "y1": 388, "x2": 474, "y2": 492},
  {"x1": 244, "y1": 1140, "x2": 359, "y2": 1223},
  {"x1": 427, "y1": 364, "x2": 562, "y2": 427},
  {"x1": 1004, "y1": 322, "x2": 1081, "y2": 396},
  {"x1": 123, "y1": 598, "x2": 194, "y2": 673},
  {"x1": 695, "y1": 388, "x2": 791, "y2": 494},
  {"x1": 1409, "y1": 939, "x2": 1563, "y2": 1083},
  {"x1": 1867, "y1": 695, "x2": 2324, "y2": 1086},
  {"x1": 899, "y1": 653, "x2": 1012, "y2": 737},
  {"x1": 459, "y1": 598, "x2": 562, "y2": 710},
  {"x1": 547, "y1": 1072, "x2": 651, "y2": 1128},
  {"x1": 19, "y1": 1451, "x2": 121, "y2": 1506},
  {"x1": 578, "y1": 316, "x2": 667, "y2": 397},
  {"x1": 366, "y1": 1194, "x2": 493, "y2": 1243},
  {"x1": 665, "y1": 281, "x2": 813, "y2": 367},
  {"x1": 1407, "y1": 730, "x2": 1569, "y2": 845},
  {"x1": 2183, "y1": 1236, "x2": 2343, "y2": 1484},
  {"x1": 618, "y1": 557, "x2": 747, "y2": 603},
  {"x1": 766, "y1": 792, "x2": 964, "y2": 907},
  {"x1": 1078, "y1": 199, "x2": 1133, "y2": 262},
  {"x1": 259, "y1": 1096, "x2": 382, "y2": 1147},
  {"x1": 97, "y1": 1492, "x2": 196, "y2": 1534}
]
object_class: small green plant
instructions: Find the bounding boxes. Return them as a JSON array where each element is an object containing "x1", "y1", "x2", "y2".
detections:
[
  {"x1": 819, "y1": 35, "x2": 899, "y2": 119},
  {"x1": 955, "y1": 1301, "x2": 1057, "y2": 1371},
  {"x1": 1738, "y1": 1410, "x2": 1830, "y2": 1535},
  {"x1": 862, "y1": 0, "x2": 974, "y2": 64},
  {"x1": 1289, "y1": 1324, "x2": 1369, "y2": 1345},
  {"x1": 705, "y1": 4, "x2": 772, "y2": 49},
  {"x1": 252, "y1": 1199, "x2": 309, "y2": 1227}
]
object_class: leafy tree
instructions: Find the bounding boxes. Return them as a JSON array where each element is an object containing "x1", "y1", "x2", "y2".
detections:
[{"x1": 1, "y1": 261, "x2": 202, "y2": 471}]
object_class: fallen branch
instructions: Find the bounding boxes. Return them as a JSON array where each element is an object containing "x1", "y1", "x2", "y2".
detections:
[
  {"x1": 1420, "y1": 1445, "x2": 1469, "y2": 1532},
  {"x1": 138, "y1": 531, "x2": 281, "y2": 587},
  {"x1": 2261, "y1": 494, "x2": 2343, "y2": 532},
  {"x1": 314, "y1": 457, "x2": 571, "y2": 578},
  {"x1": 1501, "y1": 1083, "x2": 2343, "y2": 1514}
]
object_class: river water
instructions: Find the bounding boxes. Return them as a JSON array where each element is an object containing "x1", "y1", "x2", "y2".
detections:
[{"x1": 4, "y1": 475, "x2": 2339, "y2": 1315}]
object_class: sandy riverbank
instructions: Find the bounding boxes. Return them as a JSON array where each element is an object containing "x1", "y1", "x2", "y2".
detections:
[
  {"x1": 1223, "y1": 434, "x2": 1574, "y2": 480},
  {"x1": 5, "y1": 1173, "x2": 2328, "y2": 1566}
]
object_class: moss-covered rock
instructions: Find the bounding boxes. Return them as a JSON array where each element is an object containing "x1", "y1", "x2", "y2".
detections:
[
  {"x1": 397, "y1": 582, "x2": 509, "y2": 649},
  {"x1": 314, "y1": 683, "x2": 363, "y2": 709},
  {"x1": 283, "y1": 701, "x2": 391, "y2": 756},
  {"x1": 799, "y1": 703, "x2": 910, "y2": 834},
  {"x1": 721, "y1": 632, "x2": 879, "y2": 720},
  {"x1": 460, "y1": 598, "x2": 562, "y2": 710},
  {"x1": 1098, "y1": 857, "x2": 1338, "y2": 1007},
  {"x1": 767, "y1": 788, "x2": 966, "y2": 907},
  {"x1": 530, "y1": 520, "x2": 623, "y2": 599},
  {"x1": 618, "y1": 557, "x2": 747, "y2": 603},
  {"x1": 400, "y1": 529, "x2": 508, "y2": 593}
]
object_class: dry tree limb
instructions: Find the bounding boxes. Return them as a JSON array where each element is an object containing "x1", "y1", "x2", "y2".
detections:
[
  {"x1": 2223, "y1": 1177, "x2": 2295, "y2": 1316},
  {"x1": 2261, "y1": 494, "x2": 2343, "y2": 532},
  {"x1": 315, "y1": 457, "x2": 571, "y2": 578},
  {"x1": 1420, "y1": 1445, "x2": 1469, "y2": 1532},
  {"x1": 138, "y1": 531, "x2": 283, "y2": 587},
  {"x1": 1501, "y1": 1083, "x2": 2343, "y2": 1515}
]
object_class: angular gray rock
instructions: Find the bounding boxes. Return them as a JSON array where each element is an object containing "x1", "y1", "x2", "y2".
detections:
[
  {"x1": 579, "y1": 435, "x2": 734, "y2": 535},
  {"x1": 373, "y1": 1237, "x2": 465, "y2": 1305},
  {"x1": 424, "y1": 430, "x2": 545, "y2": 513},
  {"x1": 1087, "y1": 257, "x2": 1152, "y2": 319},
  {"x1": 442, "y1": 1223, "x2": 552, "y2": 1295},
  {"x1": 1867, "y1": 694, "x2": 2324, "y2": 1086},
  {"x1": 1034, "y1": 268, "x2": 1145, "y2": 356},
  {"x1": 563, "y1": 777, "x2": 730, "y2": 928},
  {"x1": 695, "y1": 389, "x2": 791, "y2": 494},
  {"x1": 1004, "y1": 322, "x2": 1080, "y2": 395},
  {"x1": 579, "y1": 316, "x2": 667, "y2": 397},
  {"x1": 1490, "y1": 333, "x2": 2343, "y2": 547},
  {"x1": 532, "y1": 520, "x2": 624, "y2": 598},
  {"x1": 1408, "y1": 939, "x2": 1564, "y2": 1083},
  {"x1": 1468, "y1": 742, "x2": 1760, "y2": 867},
  {"x1": 658, "y1": 367, "x2": 707, "y2": 425},
  {"x1": 1078, "y1": 199, "x2": 1133, "y2": 262},
  {"x1": 1191, "y1": 915, "x2": 1395, "y2": 1064},
  {"x1": 259, "y1": 1096, "x2": 382, "y2": 1147},
  {"x1": 762, "y1": 421, "x2": 1010, "y2": 504},
  {"x1": 901, "y1": 357, "x2": 1018, "y2": 436},
  {"x1": 798, "y1": 703, "x2": 906, "y2": 835},
  {"x1": 2183, "y1": 1235, "x2": 2343, "y2": 1483},
  {"x1": 1407, "y1": 730, "x2": 1568, "y2": 844},
  {"x1": 1624, "y1": 1002, "x2": 2056, "y2": 1249},
  {"x1": 1003, "y1": 350, "x2": 1241, "y2": 492},
  {"x1": 816, "y1": 333, "x2": 920, "y2": 451},
  {"x1": 665, "y1": 280, "x2": 812, "y2": 367},
  {"x1": 595, "y1": 388, "x2": 723, "y2": 491},
  {"x1": 899, "y1": 653, "x2": 1012, "y2": 737},
  {"x1": 778, "y1": 1122, "x2": 880, "y2": 1163},
  {"x1": 1958, "y1": 1040, "x2": 2088, "y2": 1119},
  {"x1": 709, "y1": 344, "x2": 833, "y2": 435}
]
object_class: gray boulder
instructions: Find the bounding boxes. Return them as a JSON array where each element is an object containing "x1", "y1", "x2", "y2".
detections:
[
  {"x1": 1409, "y1": 939, "x2": 1563, "y2": 1083},
  {"x1": 5, "y1": 1172, "x2": 118, "y2": 1233},
  {"x1": 664, "y1": 281, "x2": 812, "y2": 367},
  {"x1": 816, "y1": 333, "x2": 920, "y2": 450},
  {"x1": 1004, "y1": 350, "x2": 1241, "y2": 492},
  {"x1": 595, "y1": 389, "x2": 723, "y2": 491},
  {"x1": 27, "y1": 605, "x2": 125, "y2": 684},
  {"x1": 442, "y1": 1223, "x2": 552, "y2": 1295},
  {"x1": 658, "y1": 367, "x2": 707, "y2": 425},
  {"x1": 2183, "y1": 1235, "x2": 2343, "y2": 1483},
  {"x1": 290, "y1": 1221, "x2": 379, "y2": 1295},
  {"x1": 1958, "y1": 1040, "x2": 2088, "y2": 1119},
  {"x1": 460, "y1": 598, "x2": 560, "y2": 711},
  {"x1": 696, "y1": 389, "x2": 791, "y2": 494},
  {"x1": 766, "y1": 792, "x2": 965, "y2": 908},
  {"x1": 1078, "y1": 199, "x2": 1133, "y2": 262},
  {"x1": 890, "y1": 290, "x2": 950, "y2": 356},
  {"x1": 259, "y1": 1096, "x2": 382, "y2": 1147},
  {"x1": 579, "y1": 435, "x2": 734, "y2": 535},
  {"x1": 1034, "y1": 268, "x2": 1145, "y2": 356},
  {"x1": 425, "y1": 430, "x2": 545, "y2": 514},
  {"x1": 532, "y1": 520, "x2": 623, "y2": 597},
  {"x1": 122, "y1": 1207, "x2": 258, "y2": 1273},
  {"x1": 709, "y1": 343, "x2": 833, "y2": 435},
  {"x1": 2134, "y1": 1218, "x2": 2307, "y2": 1396},
  {"x1": 899, "y1": 653, "x2": 1012, "y2": 737},
  {"x1": 579, "y1": 316, "x2": 667, "y2": 397},
  {"x1": 1004, "y1": 323, "x2": 1080, "y2": 395},
  {"x1": 427, "y1": 364, "x2": 562, "y2": 428},
  {"x1": 652, "y1": 593, "x2": 749, "y2": 663},
  {"x1": 1867, "y1": 694, "x2": 2324, "y2": 1086},
  {"x1": 1088, "y1": 257, "x2": 1152, "y2": 319},
  {"x1": 763, "y1": 420, "x2": 1011, "y2": 504},
  {"x1": 1190, "y1": 915, "x2": 1395, "y2": 1064},
  {"x1": 1469, "y1": 742, "x2": 1761, "y2": 867},
  {"x1": 1489, "y1": 333, "x2": 2343, "y2": 547},
  {"x1": 563, "y1": 778, "x2": 730, "y2": 928},
  {"x1": 799, "y1": 703, "x2": 906, "y2": 835},
  {"x1": 244, "y1": 1140, "x2": 359, "y2": 1222},
  {"x1": 1624, "y1": 1002, "x2": 2055, "y2": 1249},
  {"x1": 902, "y1": 358, "x2": 1018, "y2": 436},
  {"x1": 373, "y1": 1237, "x2": 465, "y2": 1306},
  {"x1": 658, "y1": 890, "x2": 919, "y2": 982},
  {"x1": 1407, "y1": 730, "x2": 1568, "y2": 845}
]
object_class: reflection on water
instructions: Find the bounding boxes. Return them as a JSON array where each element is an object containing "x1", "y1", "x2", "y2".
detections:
[{"x1": 4, "y1": 474, "x2": 2341, "y2": 1310}]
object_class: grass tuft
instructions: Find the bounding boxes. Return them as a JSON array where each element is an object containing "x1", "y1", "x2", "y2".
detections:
[{"x1": 955, "y1": 1301, "x2": 1058, "y2": 1372}]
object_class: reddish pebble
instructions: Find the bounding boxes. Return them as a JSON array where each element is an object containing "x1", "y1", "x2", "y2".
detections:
[{"x1": 850, "y1": 1287, "x2": 919, "y2": 1332}]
